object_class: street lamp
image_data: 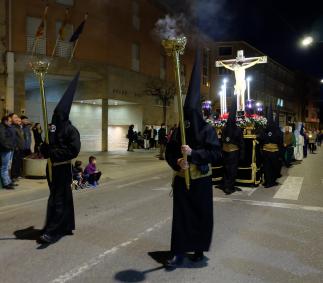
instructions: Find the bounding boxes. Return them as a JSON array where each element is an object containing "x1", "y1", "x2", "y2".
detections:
[
  {"x1": 320, "y1": 79, "x2": 323, "y2": 84},
  {"x1": 246, "y1": 76, "x2": 252, "y2": 100},
  {"x1": 300, "y1": 36, "x2": 314, "y2": 47}
]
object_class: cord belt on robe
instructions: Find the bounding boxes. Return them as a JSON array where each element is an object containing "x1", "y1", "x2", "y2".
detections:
[
  {"x1": 222, "y1": 143, "x2": 239, "y2": 152},
  {"x1": 174, "y1": 163, "x2": 212, "y2": 180},
  {"x1": 52, "y1": 160, "x2": 72, "y2": 167},
  {"x1": 263, "y1": 143, "x2": 279, "y2": 152}
]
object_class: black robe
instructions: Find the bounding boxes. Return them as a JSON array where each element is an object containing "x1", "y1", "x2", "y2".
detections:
[
  {"x1": 165, "y1": 125, "x2": 221, "y2": 253},
  {"x1": 258, "y1": 127, "x2": 283, "y2": 186},
  {"x1": 42, "y1": 122, "x2": 81, "y2": 236},
  {"x1": 221, "y1": 125, "x2": 244, "y2": 193}
]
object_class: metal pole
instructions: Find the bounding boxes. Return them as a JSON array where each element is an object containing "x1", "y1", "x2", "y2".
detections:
[
  {"x1": 172, "y1": 52, "x2": 190, "y2": 190},
  {"x1": 37, "y1": 72, "x2": 52, "y2": 182}
]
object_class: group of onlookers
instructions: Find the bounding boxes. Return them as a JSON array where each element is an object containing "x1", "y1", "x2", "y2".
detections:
[
  {"x1": 282, "y1": 125, "x2": 321, "y2": 168},
  {"x1": 127, "y1": 124, "x2": 177, "y2": 160},
  {"x1": 0, "y1": 114, "x2": 43, "y2": 190}
]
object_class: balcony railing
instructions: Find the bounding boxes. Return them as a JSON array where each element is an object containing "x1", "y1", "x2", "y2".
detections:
[
  {"x1": 27, "y1": 36, "x2": 46, "y2": 55},
  {"x1": 26, "y1": 36, "x2": 73, "y2": 58},
  {"x1": 55, "y1": 40, "x2": 73, "y2": 58}
]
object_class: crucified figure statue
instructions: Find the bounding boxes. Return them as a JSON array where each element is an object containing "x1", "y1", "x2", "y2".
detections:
[{"x1": 216, "y1": 50, "x2": 267, "y2": 112}]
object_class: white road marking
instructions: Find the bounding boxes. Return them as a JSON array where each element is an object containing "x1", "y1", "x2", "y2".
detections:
[
  {"x1": 0, "y1": 197, "x2": 48, "y2": 215},
  {"x1": 152, "y1": 187, "x2": 170, "y2": 191},
  {"x1": 214, "y1": 197, "x2": 323, "y2": 213},
  {"x1": 51, "y1": 217, "x2": 171, "y2": 283},
  {"x1": 247, "y1": 187, "x2": 260, "y2": 196},
  {"x1": 273, "y1": 176, "x2": 303, "y2": 200},
  {"x1": 151, "y1": 176, "x2": 162, "y2": 180}
]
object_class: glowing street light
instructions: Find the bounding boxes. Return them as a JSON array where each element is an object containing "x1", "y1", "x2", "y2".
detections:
[
  {"x1": 301, "y1": 36, "x2": 314, "y2": 47},
  {"x1": 320, "y1": 79, "x2": 323, "y2": 84}
]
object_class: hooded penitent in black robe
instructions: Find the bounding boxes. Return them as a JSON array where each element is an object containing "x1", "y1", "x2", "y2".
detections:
[
  {"x1": 41, "y1": 73, "x2": 81, "y2": 238},
  {"x1": 221, "y1": 101, "x2": 244, "y2": 195},
  {"x1": 258, "y1": 105, "x2": 283, "y2": 188},
  {"x1": 165, "y1": 51, "x2": 221, "y2": 254}
]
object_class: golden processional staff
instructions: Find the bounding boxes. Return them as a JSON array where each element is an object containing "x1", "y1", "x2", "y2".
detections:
[
  {"x1": 162, "y1": 37, "x2": 190, "y2": 190},
  {"x1": 30, "y1": 7, "x2": 88, "y2": 181}
]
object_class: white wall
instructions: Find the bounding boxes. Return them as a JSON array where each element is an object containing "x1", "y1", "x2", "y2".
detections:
[{"x1": 26, "y1": 83, "x2": 145, "y2": 152}]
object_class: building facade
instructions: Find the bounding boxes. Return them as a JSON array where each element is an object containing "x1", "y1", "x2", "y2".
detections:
[{"x1": 0, "y1": 2, "x2": 320, "y2": 152}]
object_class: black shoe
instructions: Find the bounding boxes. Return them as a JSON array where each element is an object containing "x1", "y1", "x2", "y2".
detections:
[
  {"x1": 191, "y1": 252, "x2": 205, "y2": 262},
  {"x1": 37, "y1": 233, "x2": 56, "y2": 244},
  {"x1": 10, "y1": 182, "x2": 18, "y2": 187},
  {"x1": 224, "y1": 188, "x2": 234, "y2": 195},
  {"x1": 166, "y1": 254, "x2": 185, "y2": 269},
  {"x1": 3, "y1": 185, "x2": 15, "y2": 190},
  {"x1": 234, "y1": 187, "x2": 242, "y2": 192}
]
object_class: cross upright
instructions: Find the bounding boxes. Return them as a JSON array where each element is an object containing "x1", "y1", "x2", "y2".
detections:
[{"x1": 216, "y1": 50, "x2": 267, "y2": 113}]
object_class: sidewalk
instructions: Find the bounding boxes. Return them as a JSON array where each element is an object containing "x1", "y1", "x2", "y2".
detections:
[{"x1": 0, "y1": 149, "x2": 169, "y2": 208}]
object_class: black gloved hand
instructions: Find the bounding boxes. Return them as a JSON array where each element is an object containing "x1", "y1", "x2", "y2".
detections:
[{"x1": 40, "y1": 143, "x2": 51, "y2": 159}]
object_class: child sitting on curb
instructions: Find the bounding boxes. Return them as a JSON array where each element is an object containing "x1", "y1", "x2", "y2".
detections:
[
  {"x1": 72, "y1": 160, "x2": 85, "y2": 189},
  {"x1": 84, "y1": 156, "x2": 102, "y2": 188}
]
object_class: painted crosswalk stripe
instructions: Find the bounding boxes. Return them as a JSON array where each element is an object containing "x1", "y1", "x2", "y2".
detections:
[{"x1": 273, "y1": 176, "x2": 303, "y2": 200}]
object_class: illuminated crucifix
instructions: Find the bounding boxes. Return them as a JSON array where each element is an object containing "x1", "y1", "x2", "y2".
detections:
[{"x1": 216, "y1": 50, "x2": 267, "y2": 112}]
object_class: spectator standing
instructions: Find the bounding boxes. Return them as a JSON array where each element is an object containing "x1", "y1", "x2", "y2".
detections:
[
  {"x1": 149, "y1": 125, "x2": 157, "y2": 149},
  {"x1": 0, "y1": 116, "x2": 16, "y2": 189},
  {"x1": 21, "y1": 115, "x2": 32, "y2": 157},
  {"x1": 127, "y1": 125, "x2": 135, "y2": 152},
  {"x1": 283, "y1": 126, "x2": 295, "y2": 167},
  {"x1": 143, "y1": 126, "x2": 150, "y2": 150},
  {"x1": 9, "y1": 113, "x2": 25, "y2": 180},
  {"x1": 308, "y1": 130, "x2": 317, "y2": 154},
  {"x1": 32, "y1": 123, "x2": 43, "y2": 154},
  {"x1": 158, "y1": 123, "x2": 167, "y2": 160}
]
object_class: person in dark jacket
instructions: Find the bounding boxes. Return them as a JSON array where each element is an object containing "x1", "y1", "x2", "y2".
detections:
[
  {"x1": 149, "y1": 126, "x2": 157, "y2": 149},
  {"x1": 32, "y1": 123, "x2": 43, "y2": 154},
  {"x1": 9, "y1": 113, "x2": 25, "y2": 180},
  {"x1": 21, "y1": 115, "x2": 32, "y2": 157},
  {"x1": 258, "y1": 105, "x2": 283, "y2": 188},
  {"x1": 127, "y1": 125, "x2": 135, "y2": 152},
  {"x1": 0, "y1": 116, "x2": 16, "y2": 189},
  {"x1": 165, "y1": 51, "x2": 221, "y2": 268},
  {"x1": 158, "y1": 123, "x2": 167, "y2": 160},
  {"x1": 38, "y1": 73, "x2": 81, "y2": 244},
  {"x1": 221, "y1": 100, "x2": 244, "y2": 195}
]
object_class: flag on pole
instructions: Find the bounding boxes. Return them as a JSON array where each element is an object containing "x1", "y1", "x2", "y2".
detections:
[
  {"x1": 59, "y1": 8, "x2": 70, "y2": 40},
  {"x1": 69, "y1": 13, "x2": 88, "y2": 42},
  {"x1": 35, "y1": 6, "x2": 49, "y2": 38}
]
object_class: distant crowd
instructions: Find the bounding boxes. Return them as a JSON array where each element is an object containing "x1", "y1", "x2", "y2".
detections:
[{"x1": 127, "y1": 123, "x2": 177, "y2": 160}]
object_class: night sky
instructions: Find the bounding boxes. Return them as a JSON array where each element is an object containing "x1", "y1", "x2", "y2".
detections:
[{"x1": 165, "y1": 0, "x2": 323, "y2": 79}]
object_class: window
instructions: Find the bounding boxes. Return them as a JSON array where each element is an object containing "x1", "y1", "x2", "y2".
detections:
[
  {"x1": 202, "y1": 48, "x2": 210, "y2": 86},
  {"x1": 56, "y1": 0, "x2": 74, "y2": 6},
  {"x1": 160, "y1": 54, "x2": 166, "y2": 80},
  {"x1": 131, "y1": 43, "x2": 140, "y2": 72},
  {"x1": 218, "y1": 46, "x2": 232, "y2": 56},
  {"x1": 54, "y1": 21, "x2": 74, "y2": 57},
  {"x1": 26, "y1": 17, "x2": 46, "y2": 54},
  {"x1": 132, "y1": 1, "x2": 140, "y2": 31}
]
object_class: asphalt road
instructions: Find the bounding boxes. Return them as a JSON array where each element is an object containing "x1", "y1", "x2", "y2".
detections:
[{"x1": 0, "y1": 148, "x2": 322, "y2": 283}]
